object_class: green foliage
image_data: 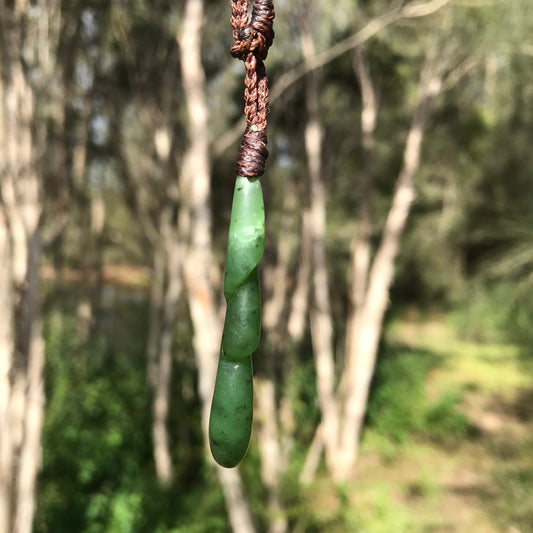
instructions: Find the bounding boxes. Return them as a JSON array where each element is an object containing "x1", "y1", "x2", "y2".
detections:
[
  {"x1": 285, "y1": 480, "x2": 363, "y2": 533},
  {"x1": 365, "y1": 346, "x2": 469, "y2": 453},
  {"x1": 449, "y1": 285, "x2": 509, "y2": 343},
  {"x1": 37, "y1": 300, "x2": 225, "y2": 533},
  {"x1": 288, "y1": 356, "x2": 321, "y2": 448},
  {"x1": 366, "y1": 346, "x2": 435, "y2": 444},
  {"x1": 472, "y1": 211, "x2": 533, "y2": 346},
  {"x1": 38, "y1": 307, "x2": 150, "y2": 533},
  {"x1": 449, "y1": 282, "x2": 533, "y2": 346},
  {"x1": 424, "y1": 389, "x2": 470, "y2": 445},
  {"x1": 358, "y1": 489, "x2": 410, "y2": 533}
]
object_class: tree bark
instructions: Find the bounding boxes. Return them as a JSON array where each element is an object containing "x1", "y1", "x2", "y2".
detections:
[
  {"x1": 336, "y1": 57, "x2": 445, "y2": 481},
  {"x1": 146, "y1": 246, "x2": 166, "y2": 406},
  {"x1": 0, "y1": 7, "x2": 47, "y2": 532},
  {"x1": 257, "y1": 185, "x2": 301, "y2": 533},
  {"x1": 287, "y1": 209, "x2": 311, "y2": 342},
  {"x1": 299, "y1": 422, "x2": 323, "y2": 485},
  {"x1": 148, "y1": 207, "x2": 184, "y2": 485},
  {"x1": 338, "y1": 44, "x2": 377, "y2": 435},
  {"x1": 296, "y1": 40, "x2": 447, "y2": 482},
  {"x1": 13, "y1": 234, "x2": 45, "y2": 533},
  {"x1": 300, "y1": 23, "x2": 339, "y2": 479},
  {"x1": 255, "y1": 378, "x2": 288, "y2": 533},
  {"x1": 349, "y1": 46, "x2": 376, "y2": 314},
  {"x1": 262, "y1": 184, "x2": 298, "y2": 344},
  {"x1": 0, "y1": 210, "x2": 15, "y2": 533}
]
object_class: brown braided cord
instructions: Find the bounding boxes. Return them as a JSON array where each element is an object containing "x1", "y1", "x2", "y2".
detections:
[{"x1": 230, "y1": 0, "x2": 275, "y2": 177}]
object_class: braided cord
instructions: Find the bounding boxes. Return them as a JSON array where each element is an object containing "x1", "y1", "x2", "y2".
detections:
[{"x1": 230, "y1": 0, "x2": 275, "y2": 177}]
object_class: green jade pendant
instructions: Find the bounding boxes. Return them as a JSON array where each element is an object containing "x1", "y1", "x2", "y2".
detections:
[{"x1": 209, "y1": 176, "x2": 265, "y2": 468}]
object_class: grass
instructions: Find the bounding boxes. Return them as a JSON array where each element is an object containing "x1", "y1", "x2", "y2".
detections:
[
  {"x1": 327, "y1": 316, "x2": 533, "y2": 533},
  {"x1": 388, "y1": 317, "x2": 531, "y2": 395}
]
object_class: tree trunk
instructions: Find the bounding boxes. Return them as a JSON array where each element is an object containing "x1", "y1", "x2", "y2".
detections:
[
  {"x1": 146, "y1": 246, "x2": 166, "y2": 406},
  {"x1": 287, "y1": 209, "x2": 311, "y2": 342},
  {"x1": 178, "y1": 0, "x2": 219, "y2": 430},
  {"x1": 336, "y1": 44, "x2": 378, "y2": 469},
  {"x1": 336, "y1": 58, "x2": 444, "y2": 481},
  {"x1": 300, "y1": 24, "x2": 339, "y2": 479},
  {"x1": 257, "y1": 185, "x2": 301, "y2": 533},
  {"x1": 147, "y1": 206, "x2": 184, "y2": 485},
  {"x1": 262, "y1": 183, "x2": 298, "y2": 344},
  {"x1": 13, "y1": 234, "x2": 45, "y2": 533},
  {"x1": 347, "y1": 46, "x2": 376, "y2": 320},
  {"x1": 255, "y1": 378, "x2": 288, "y2": 533},
  {"x1": 0, "y1": 211, "x2": 15, "y2": 533},
  {"x1": 146, "y1": 241, "x2": 172, "y2": 483},
  {"x1": 65, "y1": 90, "x2": 94, "y2": 339},
  {"x1": 0, "y1": 7, "x2": 46, "y2": 532},
  {"x1": 178, "y1": 1, "x2": 256, "y2": 532}
]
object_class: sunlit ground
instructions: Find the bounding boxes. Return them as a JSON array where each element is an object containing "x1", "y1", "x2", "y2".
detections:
[
  {"x1": 300, "y1": 317, "x2": 533, "y2": 533},
  {"x1": 355, "y1": 318, "x2": 532, "y2": 533}
]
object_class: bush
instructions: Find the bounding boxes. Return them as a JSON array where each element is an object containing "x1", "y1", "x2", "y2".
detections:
[
  {"x1": 450, "y1": 282, "x2": 533, "y2": 348},
  {"x1": 449, "y1": 284, "x2": 512, "y2": 344},
  {"x1": 366, "y1": 346, "x2": 437, "y2": 444},
  {"x1": 365, "y1": 345, "x2": 469, "y2": 451},
  {"x1": 37, "y1": 300, "x2": 225, "y2": 533},
  {"x1": 424, "y1": 389, "x2": 469, "y2": 445}
]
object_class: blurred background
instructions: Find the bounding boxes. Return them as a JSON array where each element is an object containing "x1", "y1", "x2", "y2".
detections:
[{"x1": 1, "y1": 0, "x2": 532, "y2": 532}]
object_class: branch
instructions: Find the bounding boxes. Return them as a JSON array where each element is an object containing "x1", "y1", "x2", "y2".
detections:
[
  {"x1": 442, "y1": 54, "x2": 482, "y2": 90},
  {"x1": 400, "y1": 0, "x2": 451, "y2": 17},
  {"x1": 213, "y1": 0, "x2": 452, "y2": 157}
]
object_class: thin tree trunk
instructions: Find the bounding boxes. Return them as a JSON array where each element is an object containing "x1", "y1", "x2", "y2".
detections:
[
  {"x1": 262, "y1": 183, "x2": 298, "y2": 343},
  {"x1": 0, "y1": 213, "x2": 14, "y2": 533},
  {"x1": 0, "y1": 8, "x2": 46, "y2": 532},
  {"x1": 145, "y1": 242, "x2": 171, "y2": 482},
  {"x1": 299, "y1": 422, "x2": 323, "y2": 485},
  {"x1": 255, "y1": 378, "x2": 288, "y2": 533},
  {"x1": 178, "y1": 0, "x2": 219, "y2": 429},
  {"x1": 300, "y1": 24, "x2": 339, "y2": 479},
  {"x1": 148, "y1": 207, "x2": 184, "y2": 485},
  {"x1": 146, "y1": 246, "x2": 166, "y2": 401},
  {"x1": 257, "y1": 186, "x2": 299, "y2": 533},
  {"x1": 156, "y1": 215, "x2": 183, "y2": 484},
  {"x1": 0, "y1": 56, "x2": 13, "y2": 533},
  {"x1": 113, "y1": 99, "x2": 179, "y2": 485},
  {"x1": 178, "y1": 1, "x2": 256, "y2": 532},
  {"x1": 287, "y1": 209, "x2": 311, "y2": 342},
  {"x1": 339, "y1": 45, "x2": 377, "y2": 419},
  {"x1": 336, "y1": 59, "x2": 444, "y2": 481},
  {"x1": 216, "y1": 468, "x2": 257, "y2": 533},
  {"x1": 68, "y1": 100, "x2": 93, "y2": 340},
  {"x1": 13, "y1": 236, "x2": 45, "y2": 533},
  {"x1": 349, "y1": 46, "x2": 376, "y2": 313}
]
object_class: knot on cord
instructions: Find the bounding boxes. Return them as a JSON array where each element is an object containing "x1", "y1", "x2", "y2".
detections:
[
  {"x1": 230, "y1": 0, "x2": 274, "y2": 61},
  {"x1": 230, "y1": 0, "x2": 275, "y2": 177},
  {"x1": 236, "y1": 124, "x2": 269, "y2": 177}
]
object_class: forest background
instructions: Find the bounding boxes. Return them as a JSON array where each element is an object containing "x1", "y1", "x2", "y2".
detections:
[{"x1": 1, "y1": 0, "x2": 532, "y2": 532}]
